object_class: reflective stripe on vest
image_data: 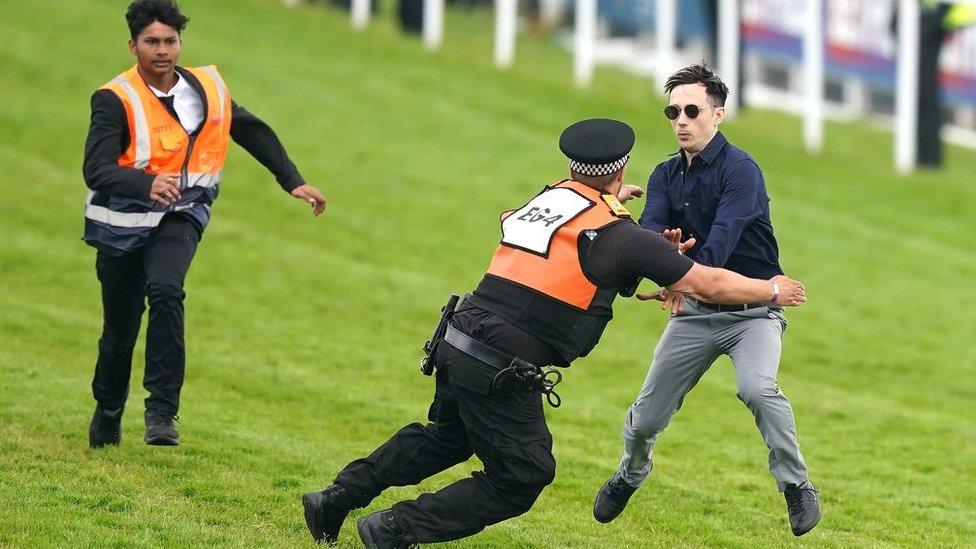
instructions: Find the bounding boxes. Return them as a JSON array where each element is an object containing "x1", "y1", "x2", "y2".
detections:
[
  {"x1": 87, "y1": 65, "x2": 232, "y2": 233},
  {"x1": 485, "y1": 180, "x2": 625, "y2": 310},
  {"x1": 110, "y1": 77, "x2": 152, "y2": 170},
  {"x1": 84, "y1": 191, "x2": 206, "y2": 228}
]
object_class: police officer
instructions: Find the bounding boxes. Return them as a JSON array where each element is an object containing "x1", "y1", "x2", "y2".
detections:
[
  {"x1": 84, "y1": 0, "x2": 325, "y2": 448},
  {"x1": 301, "y1": 118, "x2": 806, "y2": 548}
]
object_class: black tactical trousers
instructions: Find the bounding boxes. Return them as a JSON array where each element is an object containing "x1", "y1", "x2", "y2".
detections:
[
  {"x1": 334, "y1": 345, "x2": 557, "y2": 544},
  {"x1": 91, "y1": 214, "x2": 200, "y2": 416}
]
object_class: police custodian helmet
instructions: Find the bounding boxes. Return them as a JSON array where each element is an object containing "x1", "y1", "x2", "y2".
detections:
[{"x1": 559, "y1": 118, "x2": 635, "y2": 177}]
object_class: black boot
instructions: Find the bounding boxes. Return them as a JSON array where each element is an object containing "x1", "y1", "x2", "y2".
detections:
[
  {"x1": 593, "y1": 472, "x2": 638, "y2": 523},
  {"x1": 144, "y1": 410, "x2": 179, "y2": 446},
  {"x1": 784, "y1": 483, "x2": 821, "y2": 536},
  {"x1": 357, "y1": 509, "x2": 415, "y2": 549},
  {"x1": 302, "y1": 484, "x2": 354, "y2": 545},
  {"x1": 89, "y1": 405, "x2": 123, "y2": 448}
]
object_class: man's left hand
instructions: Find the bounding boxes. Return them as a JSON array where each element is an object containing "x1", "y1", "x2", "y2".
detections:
[
  {"x1": 616, "y1": 184, "x2": 644, "y2": 203},
  {"x1": 636, "y1": 288, "x2": 687, "y2": 315},
  {"x1": 291, "y1": 184, "x2": 327, "y2": 216}
]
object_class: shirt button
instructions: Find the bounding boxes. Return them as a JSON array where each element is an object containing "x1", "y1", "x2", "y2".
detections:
[{"x1": 684, "y1": 202, "x2": 690, "y2": 207}]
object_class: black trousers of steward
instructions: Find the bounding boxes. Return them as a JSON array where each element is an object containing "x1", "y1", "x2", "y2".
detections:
[
  {"x1": 91, "y1": 214, "x2": 200, "y2": 416},
  {"x1": 334, "y1": 344, "x2": 557, "y2": 544}
]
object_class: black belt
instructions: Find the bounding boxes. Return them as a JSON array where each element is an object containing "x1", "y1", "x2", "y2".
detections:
[
  {"x1": 444, "y1": 325, "x2": 563, "y2": 407},
  {"x1": 690, "y1": 299, "x2": 771, "y2": 313}
]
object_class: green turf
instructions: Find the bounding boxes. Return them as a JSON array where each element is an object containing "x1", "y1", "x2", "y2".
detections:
[{"x1": 1, "y1": 0, "x2": 974, "y2": 546}]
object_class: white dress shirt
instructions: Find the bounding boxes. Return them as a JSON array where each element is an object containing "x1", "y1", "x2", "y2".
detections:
[{"x1": 149, "y1": 72, "x2": 205, "y2": 134}]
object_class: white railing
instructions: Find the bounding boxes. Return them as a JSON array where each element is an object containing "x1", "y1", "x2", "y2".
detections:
[{"x1": 282, "y1": 0, "x2": 976, "y2": 172}]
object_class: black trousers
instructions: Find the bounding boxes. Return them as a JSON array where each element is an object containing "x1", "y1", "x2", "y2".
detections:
[
  {"x1": 91, "y1": 215, "x2": 200, "y2": 416},
  {"x1": 334, "y1": 345, "x2": 557, "y2": 544}
]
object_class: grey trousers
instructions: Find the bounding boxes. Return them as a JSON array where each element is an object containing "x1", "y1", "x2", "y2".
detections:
[{"x1": 618, "y1": 299, "x2": 809, "y2": 492}]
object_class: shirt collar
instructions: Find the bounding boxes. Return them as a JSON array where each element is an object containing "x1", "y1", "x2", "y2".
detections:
[
  {"x1": 148, "y1": 71, "x2": 188, "y2": 98},
  {"x1": 695, "y1": 131, "x2": 727, "y2": 165},
  {"x1": 670, "y1": 131, "x2": 728, "y2": 166}
]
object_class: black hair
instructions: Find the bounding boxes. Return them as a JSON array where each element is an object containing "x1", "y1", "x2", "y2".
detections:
[
  {"x1": 664, "y1": 63, "x2": 729, "y2": 107},
  {"x1": 126, "y1": 0, "x2": 189, "y2": 39}
]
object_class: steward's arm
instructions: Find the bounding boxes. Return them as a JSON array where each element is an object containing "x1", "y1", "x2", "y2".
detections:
[{"x1": 82, "y1": 90, "x2": 153, "y2": 200}]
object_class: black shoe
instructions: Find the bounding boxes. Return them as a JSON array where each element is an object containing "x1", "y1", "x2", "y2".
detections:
[
  {"x1": 302, "y1": 484, "x2": 353, "y2": 545},
  {"x1": 593, "y1": 472, "x2": 638, "y2": 523},
  {"x1": 144, "y1": 410, "x2": 180, "y2": 446},
  {"x1": 88, "y1": 405, "x2": 123, "y2": 448},
  {"x1": 784, "y1": 483, "x2": 821, "y2": 536},
  {"x1": 357, "y1": 510, "x2": 415, "y2": 549}
]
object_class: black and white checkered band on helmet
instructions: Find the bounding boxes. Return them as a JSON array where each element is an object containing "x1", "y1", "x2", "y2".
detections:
[{"x1": 569, "y1": 154, "x2": 630, "y2": 177}]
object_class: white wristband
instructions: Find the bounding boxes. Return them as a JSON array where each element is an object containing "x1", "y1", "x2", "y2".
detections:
[{"x1": 770, "y1": 282, "x2": 781, "y2": 303}]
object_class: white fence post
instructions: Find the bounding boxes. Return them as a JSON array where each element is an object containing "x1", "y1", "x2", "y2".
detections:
[
  {"x1": 718, "y1": 0, "x2": 740, "y2": 117},
  {"x1": 804, "y1": 0, "x2": 824, "y2": 153},
  {"x1": 423, "y1": 0, "x2": 444, "y2": 51},
  {"x1": 351, "y1": 0, "x2": 371, "y2": 30},
  {"x1": 574, "y1": 0, "x2": 597, "y2": 87},
  {"x1": 655, "y1": 0, "x2": 676, "y2": 93},
  {"x1": 494, "y1": 0, "x2": 517, "y2": 69},
  {"x1": 895, "y1": 0, "x2": 920, "y2": 173}
]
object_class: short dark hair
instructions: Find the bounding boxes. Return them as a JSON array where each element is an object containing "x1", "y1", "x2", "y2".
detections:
[
  {"x1": 570, "y1": 169, "x2": 622, "y2": 188},
  {"x1": 664, "y1": 63, "x2": 729, "y2": 107},
  {"x1": 126, "y1": 0, "x2": 189, "y2": 39}
]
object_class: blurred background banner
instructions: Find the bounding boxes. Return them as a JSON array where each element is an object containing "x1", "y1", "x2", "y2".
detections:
[
  {"x1": 742, "y1": 0, "x2": 976, "y2": 146},
  {"x1": 555, "y1": 0, "x2": 976, "y2": 152}
]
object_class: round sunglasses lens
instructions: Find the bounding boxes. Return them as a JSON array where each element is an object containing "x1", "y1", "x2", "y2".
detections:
[
  {"x1": 664, "y1": 105, "x2": 680, "y2": 120},
  {"x1": 685, "y1": 104, "x2": 701, "y2": 119}
]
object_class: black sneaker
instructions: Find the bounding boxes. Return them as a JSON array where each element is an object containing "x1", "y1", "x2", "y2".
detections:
[
  {"x1": 357, "y1": 509, "x2": 416, "y2": 549},
  {"x1": 784, "y1": 483, "x2": 821, "y2": 536},
  {"x1": 144, "y1": 410, "x2": 180, "y2": 446},
  {"x1": 593, "y1": 472, "x2": 638, "y2": 523},
  {"x1": 302, "y1": 484, "x2": 353, "y2": 545},
  {"x1": 88, "y1": 405, "x2": 123, "y2": 448}
]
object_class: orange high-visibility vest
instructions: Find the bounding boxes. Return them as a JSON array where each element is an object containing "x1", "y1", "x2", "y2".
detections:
[
  {"x1": 486, "y1": 179, "x2": 628, "y2": 310},
  {"x1": 100, "y1": 64, "x2": 232, "y2": 187},
  {"x1": 83, "y1": 65, "x2": 232, "y2": 245}
]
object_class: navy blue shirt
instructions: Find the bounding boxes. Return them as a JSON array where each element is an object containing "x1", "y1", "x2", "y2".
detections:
[{"x1": 638, "y1": 132, "x2": 783, "y2": 279}]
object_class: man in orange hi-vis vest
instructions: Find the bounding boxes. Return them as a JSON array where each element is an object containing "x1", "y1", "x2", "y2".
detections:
[
  {"x1": 83, "y1": 0, "x2": 325, "y2": 448},
  {"x1": 301, "y1": 119, "x2": 807, "y2": 548}
]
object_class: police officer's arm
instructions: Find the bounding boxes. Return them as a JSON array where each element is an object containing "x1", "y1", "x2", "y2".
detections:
[
  {"x1": 229, "y1": 101, "x2": 326, "y2": 215},
  {"x1": 637, "y1": 163, "x2": 671, "y2": 233},
  {"x1": 83, "y1": 90, "x2": 180, "y2": 205},
  {"x1": 587, "y1": 223, "x2": 804, "y2": 307},
  {"x1": 668, "y1": 263, "x2": 805, "y2": 306},
  {"x1": 693, "y1": 159, "x2": 764, "y2": 268}
]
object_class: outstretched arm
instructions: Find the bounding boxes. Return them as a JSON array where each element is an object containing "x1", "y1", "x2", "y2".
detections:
[
  {"x1": 230, "y1": 101, "x2": 326, "y2": 216},
  {"x1": 665, "y1": 263, "x2": 806, "y2": 307}
]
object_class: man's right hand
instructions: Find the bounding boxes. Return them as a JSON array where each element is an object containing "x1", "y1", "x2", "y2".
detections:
[
  {"x1": 149, "y1": 173, "x2": 181, "y2": 206},
  {"x1": 771, "y1": 275, "x2": 807, "y2": 307}
]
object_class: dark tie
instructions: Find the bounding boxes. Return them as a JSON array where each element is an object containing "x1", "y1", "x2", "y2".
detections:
[{"x1": 159, "y1": 95, "x2": 181, "y2": 124}]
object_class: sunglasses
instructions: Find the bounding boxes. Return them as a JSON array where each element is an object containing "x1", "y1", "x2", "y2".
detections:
[{"x1": 664, "y1": 104, "x2": 717, "y2": 120}]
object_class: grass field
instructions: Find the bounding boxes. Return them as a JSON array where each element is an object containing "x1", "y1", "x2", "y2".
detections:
[{"x1": 1, "y1": 0, "x2": 975, "y2": 546}]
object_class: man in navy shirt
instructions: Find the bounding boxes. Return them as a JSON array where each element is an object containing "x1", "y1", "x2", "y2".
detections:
[{"x1": 593, "y1": 64, "x2": 821, "y2": 536}]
